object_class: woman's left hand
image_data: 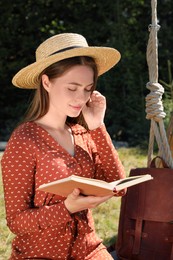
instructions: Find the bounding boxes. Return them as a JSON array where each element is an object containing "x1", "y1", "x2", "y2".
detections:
[
  {"x1": 64, "y1": 188, "x2": 113, "y2": 214},
  {"x1": 82, "y1": 91, "x2": 106, "y2": 130}
]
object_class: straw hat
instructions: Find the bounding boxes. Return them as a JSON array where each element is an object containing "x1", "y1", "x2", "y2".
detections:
[{"x1": 12, "y1": 33, "x2": 121, "y2": 89}]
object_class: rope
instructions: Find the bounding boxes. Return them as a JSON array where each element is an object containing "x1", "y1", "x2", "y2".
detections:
[{"x1": 145, "y1": 0, "x2": 173, "y2": 168}]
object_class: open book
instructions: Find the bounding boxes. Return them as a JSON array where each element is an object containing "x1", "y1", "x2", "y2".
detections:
[{"x1": 38, "y1": 174, "x2": 153, "y2": 197}]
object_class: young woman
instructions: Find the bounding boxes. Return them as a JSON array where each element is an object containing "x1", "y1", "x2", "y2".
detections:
[{"x1": 1, "y1": 33, "x2": 125, "y2": 259}]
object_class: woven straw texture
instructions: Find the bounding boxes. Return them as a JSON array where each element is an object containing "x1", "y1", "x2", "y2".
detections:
[{"x1": 12, "y1": 33, "x2": 121, "y2": 89}]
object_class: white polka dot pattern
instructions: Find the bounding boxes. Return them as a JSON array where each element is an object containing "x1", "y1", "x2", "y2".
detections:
[{"x1": 1, "y1": 122, "x2": 125, "y2": 259}]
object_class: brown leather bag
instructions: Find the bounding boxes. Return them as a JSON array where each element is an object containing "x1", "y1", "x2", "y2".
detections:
[{"x1": 116, "y1": 157, "x2": 173, "y2": 260}]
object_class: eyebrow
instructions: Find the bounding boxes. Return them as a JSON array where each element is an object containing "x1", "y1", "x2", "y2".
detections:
[{"x1": 68, "y1": 82, "x2": 94, "y2": 87}]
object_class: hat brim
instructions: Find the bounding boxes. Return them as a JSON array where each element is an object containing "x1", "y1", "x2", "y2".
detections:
[{"x1": 12, "y1": 47, "x2": 121, "y2": 89}]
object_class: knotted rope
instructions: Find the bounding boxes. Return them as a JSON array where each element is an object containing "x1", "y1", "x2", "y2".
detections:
[{"x1": 145, "y1": 0, "x2": 173, "y2": 168}]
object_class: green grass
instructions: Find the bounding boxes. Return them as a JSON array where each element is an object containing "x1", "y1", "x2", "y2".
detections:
[{"x1": 0, "y1": 147, "x2": 148, "y2": 259}]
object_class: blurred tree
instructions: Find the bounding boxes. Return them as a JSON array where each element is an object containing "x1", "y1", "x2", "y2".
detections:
[{"x1": 0, "y1": 0, "x2": 172, "y2": 146}]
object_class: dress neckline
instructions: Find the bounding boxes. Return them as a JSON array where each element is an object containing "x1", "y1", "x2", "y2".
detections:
[{"x1": 31, "y1": 121, "x2": 76, "y2": 157}]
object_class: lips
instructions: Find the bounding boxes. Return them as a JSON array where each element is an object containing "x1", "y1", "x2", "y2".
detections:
[{"x1": 70, "y1": 105, "x2": 82, "y2": 111}]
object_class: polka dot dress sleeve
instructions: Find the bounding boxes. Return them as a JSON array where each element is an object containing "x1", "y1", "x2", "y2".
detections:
[
  {"x1": 1, "y1": 126, "x2": 72, "y2": 235},
  {"x1": 89, "y1": 124, "x2": 126, "y2": 196}
]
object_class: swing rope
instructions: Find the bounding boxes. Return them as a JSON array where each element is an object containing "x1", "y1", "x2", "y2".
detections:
[{"x1": 145, "y1": 0, "x2": 173, "y2": 168}]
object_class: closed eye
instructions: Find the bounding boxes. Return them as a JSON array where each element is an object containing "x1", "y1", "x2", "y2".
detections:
[
  {"x1": 85, "y1": 88, "x2": 93, "y2": 92},
  {"x1": 85, "y1": 84, "x2": 93, "y2": 92},
  {"x1": 68, "y1": 88, "x2": 77, "y2": 91},
  {"x1": 67, "y1": 82, "x2": 94, "y2": 92}
]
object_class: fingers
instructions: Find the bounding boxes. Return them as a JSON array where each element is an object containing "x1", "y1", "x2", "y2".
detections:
[
  {"x1": 82, "y1": 90, "x2": 106, "y2": 130},
  {"x1": 90, "y1": 91, "x2": 106, "y2": 105},
  {"x1": 64, "y1": 189, "x2": 113, "y2": 214},
  {"x1": 64, "y1": 188, "x2": 80, "y2": 214},
  {"x1": 69, "y1": 188, "x2": 80, "y2": 199},
  {"x1": 88, "y1": 195, "x2": 113, "y2": 208}
]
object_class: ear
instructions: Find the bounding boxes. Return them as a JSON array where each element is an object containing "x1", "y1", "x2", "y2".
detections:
[{"x1": 41, "y1": 74, "x2": 51, "y2": 92}]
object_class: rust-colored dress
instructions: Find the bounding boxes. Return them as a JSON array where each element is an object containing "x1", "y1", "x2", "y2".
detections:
[{"x1": 1, "y1": 122, "x2": 125, "y2": 260}]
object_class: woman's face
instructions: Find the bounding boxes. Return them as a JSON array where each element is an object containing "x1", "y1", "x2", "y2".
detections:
[{"x1": 42, "y1": 65, "x2": 94, "y2": 118}]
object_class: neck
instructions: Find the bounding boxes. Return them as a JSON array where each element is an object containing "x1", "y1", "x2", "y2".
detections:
[{"x1": 35, "y1": 112, "x2": 67, "y2": 131}]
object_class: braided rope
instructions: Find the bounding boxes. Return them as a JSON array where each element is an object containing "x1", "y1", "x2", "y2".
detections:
[{"x1": 145, "y1": 0, "x2": 173, "y2": 168}]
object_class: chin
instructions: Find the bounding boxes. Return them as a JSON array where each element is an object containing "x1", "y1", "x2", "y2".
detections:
[{"x1": 68, "y1": 111, "x2": 81, "y2": 118}]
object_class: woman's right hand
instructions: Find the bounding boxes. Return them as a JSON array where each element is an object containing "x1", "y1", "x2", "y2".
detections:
[{"x1": 64, "y1": 188, "x2": 113, "y2": 214}]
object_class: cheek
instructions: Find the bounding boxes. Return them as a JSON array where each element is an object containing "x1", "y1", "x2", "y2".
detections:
[
  {"x1": 86, "y1": 94, "x2": 91, "y2": 102},
  {"x1": 84, "y1": 91, "x2": 92, "y2": 100},
  {"x1": 48, "y1": 89, "x2": 65, "y2": 105}
]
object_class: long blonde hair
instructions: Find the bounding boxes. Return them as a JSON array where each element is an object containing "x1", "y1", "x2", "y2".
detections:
[{"x1": 24, "y1": 56, "x2": 98, "y2": 126}]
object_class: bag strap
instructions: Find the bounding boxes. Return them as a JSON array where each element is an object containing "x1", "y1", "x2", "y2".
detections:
[
  {"x1": 150, "y1": 156, "x2": 169, "y2": 168},
  {"x1": 132, "y1": 183, "x2": 146, "y2": 255}
]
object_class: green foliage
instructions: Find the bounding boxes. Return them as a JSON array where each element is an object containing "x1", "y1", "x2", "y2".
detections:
[
  {"x1": 0, "y1": 0, "x2": 173, "y2": 146},
  {"x1": 160, "y1": 60, "x2": 173, "y2": 127}
]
